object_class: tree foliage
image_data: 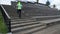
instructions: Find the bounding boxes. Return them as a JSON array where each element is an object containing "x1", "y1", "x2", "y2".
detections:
[
  {"x1": 46, "y1": 1, "x2": 50, "y2": 6},
  {"x1": 53, "y1": 4, "x2": 56, "y2": 8}
]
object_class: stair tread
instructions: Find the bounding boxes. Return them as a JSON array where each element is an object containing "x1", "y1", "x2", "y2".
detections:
[
  {"x1": 11, "y1": 22, "x2": 41, "y2": 27},
  {"x1": 11, "y1": 19, "x2": 35, "y2": 22},
  {"x1": 32, "y1": 15, "x2": 60, "y2": 18},
  {"x1": 12, "y1": 20, "x2": 35, "y2": 23},
  {"x1": 11, "y1": 18, "x2": 35, "y2": 21},
  {"x1": 11, "y1": 17, "x2": 60, "y2": 23},
  {"x1": 13, "y1": 26, "x2": 46, "y2": 34},
  {"x1": 11, "y1": 20, "x2": 36, "y2": 24},
  {"x1": 39, "y1": 18, "x2": 60, "y2": 23},
  {"x1": 20, "y1": 26, "x2": 46, "y2": 34},
  {"x1": 11, "y1": 18, "x2": 60, "y2": 26},
  {"x1": 11, "y1": 24, "x2": 43, "y2": 32},
  {"x1": 12, "y1": 18, "x2": 60, "y2": 24}
]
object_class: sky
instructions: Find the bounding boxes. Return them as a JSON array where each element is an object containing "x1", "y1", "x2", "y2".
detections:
[{"x1": 0, "y1": 0, "x2": 60, "y2": 9}]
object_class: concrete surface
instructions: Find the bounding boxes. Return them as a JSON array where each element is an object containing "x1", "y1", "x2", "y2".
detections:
[
  {"x1": 13, "y1": 23, "x2": 60, "y2": 34},
  {"x1": 33, "y1": 24, "x2": 60, "y2": 34}
]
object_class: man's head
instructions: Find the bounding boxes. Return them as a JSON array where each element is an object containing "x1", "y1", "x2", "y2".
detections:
[{"x1": 17, "y1": 1, "x2": 20, "y2": 3}]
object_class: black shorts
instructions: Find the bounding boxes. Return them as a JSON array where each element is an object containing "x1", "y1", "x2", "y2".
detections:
[{"x1": 17, "y1": 10, "x2": 21, "y2": 13}]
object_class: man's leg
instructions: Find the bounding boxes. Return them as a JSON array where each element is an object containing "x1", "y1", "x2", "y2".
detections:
[
  {"x1": 17, "y1": 10, "x2": 20, "y2": 18},
  {"x1": 19, "y1": 10, "x2": 21, "y2": 18}
]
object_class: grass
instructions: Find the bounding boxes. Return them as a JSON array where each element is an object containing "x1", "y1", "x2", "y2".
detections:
[{"x1": 0, "y1": 10, "x2": 8, "y2": 34}]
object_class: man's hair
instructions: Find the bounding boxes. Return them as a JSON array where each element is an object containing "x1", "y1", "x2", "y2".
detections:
[{"x1": 17, "y1": 1, "x2": 20, "y2": 3}]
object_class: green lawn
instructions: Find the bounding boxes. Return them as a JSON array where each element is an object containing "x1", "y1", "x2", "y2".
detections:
[{"x1": 0, "y1": 10, "x2": 8, "y2": 34}]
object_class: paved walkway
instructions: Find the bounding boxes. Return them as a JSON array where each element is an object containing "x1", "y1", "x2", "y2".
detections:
[{"x1": 33, "y1": 24, "x2": 60, "y2": 34}]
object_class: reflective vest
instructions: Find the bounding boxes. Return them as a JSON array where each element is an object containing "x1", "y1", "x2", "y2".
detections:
[{"x1": 17, "y1": 2, "x2": 22, "y2": 10}]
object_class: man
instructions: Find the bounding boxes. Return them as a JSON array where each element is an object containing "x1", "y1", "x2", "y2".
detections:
[{"x1": 17, "y1": 1, "x2": 22, "y2": 18}]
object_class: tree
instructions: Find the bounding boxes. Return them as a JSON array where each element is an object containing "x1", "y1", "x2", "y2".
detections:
[
  {"x1": 37, "y1": 0, "x2": 39, "y2": 3},
  {"x1": 46, "y1": 0, "x2": 50, "y2": 7},
  {"x1": 53, "y1": 4, "x2": 56, "y2": 8}
]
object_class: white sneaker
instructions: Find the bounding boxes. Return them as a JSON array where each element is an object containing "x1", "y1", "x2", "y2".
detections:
[{"x1": 7, "y1": 32, "x2": 12, "y2": 34}]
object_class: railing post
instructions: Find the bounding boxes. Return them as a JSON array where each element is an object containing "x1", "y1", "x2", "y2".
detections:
[{"x1": 8, "y1": 19, "x2": 11, "y2": 32}]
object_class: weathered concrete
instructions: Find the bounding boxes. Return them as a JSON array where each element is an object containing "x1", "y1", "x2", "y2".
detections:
[{"x1": 33, "y1": 23, "x2": 60, "y2": 34}]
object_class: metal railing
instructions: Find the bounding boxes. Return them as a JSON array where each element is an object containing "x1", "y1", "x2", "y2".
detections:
[{"x1": 0, "y1": 5, "x2": 11, "y2": 33}]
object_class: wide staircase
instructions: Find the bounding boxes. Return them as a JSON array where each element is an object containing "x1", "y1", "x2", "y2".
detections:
[
  {"x1": 1, "y1": 3, "x2": 60, "y2": 34},
  {"x1": 11, "y1": 18, "x2": 46, "y2": 34},
  {"x1": 11, "y1": 18, "x2": 60, "y2": 34},
  {"x1": 11, "y1": 1, "x2": 59, "y2": 17}
]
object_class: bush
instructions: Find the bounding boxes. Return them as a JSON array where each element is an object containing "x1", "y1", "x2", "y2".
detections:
[{"x1": 0, "y1": 10, "x2": 8, "y2": 34}]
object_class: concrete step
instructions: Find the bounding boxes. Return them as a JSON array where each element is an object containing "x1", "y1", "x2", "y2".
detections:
[
  {"x1": 11, "y1": 17, "x2": 60, "y2": 24},
  {"x1": 11, "y1": 20, "x2": 37, "y2": 24},
  {"x1": 36, "y1": 17, "x2": 60, "y2": 21},
  {"x1": 26, "y1": 26, "x2": 46, "y2": 34},
  {"x1": 11, "y1": 22, "x2": 41, "y2": 28},
  {"x1": 11, "y1": 16, "x2": 60, "y2": 22},
  {"x1": 11, "y1": 18, "x2": 60, "y2": 29},
  {"x1": 13, "y1": 26, "x2": 46, "y2": 34},
  {"x1": 11, "y1": 18, "x2": 35, "y2": 21},
  {"x1": 11, "y1": 24, "x2": 44, "y2": 32},
  {"x1": 11, "y1": 18, "x2": 60, "y2": 24},
  {"x1": 32, "y1": 16, "x2": 60, "y2": 21},
  {"x1": 40, "y1": 18, "x2": 60, "y2": 24},
  {"x1": 36, "y1": 18, "x2": 60, "y2": 26},
  {"x1": 11, "y1": 19, "x2": 35, "y2": 22},
  {"x1": 32, "y1": 15, "x2": 60, "y2": 18},
  {"x1": 11, "y1": 17, "x2": 19, "y2": 19}
]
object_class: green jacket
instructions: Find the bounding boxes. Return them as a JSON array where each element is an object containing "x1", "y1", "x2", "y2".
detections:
[{"x1": 17, "y1": 2, "x2": 22, "y2": 10}]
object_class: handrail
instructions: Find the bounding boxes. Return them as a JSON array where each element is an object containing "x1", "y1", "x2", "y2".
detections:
[
  {"x1": 0, "y1": 5, "x2": 11, "y2": 19},
  {"x1": 0, "y1": 5, "x2": 11, "y2": 33}
]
